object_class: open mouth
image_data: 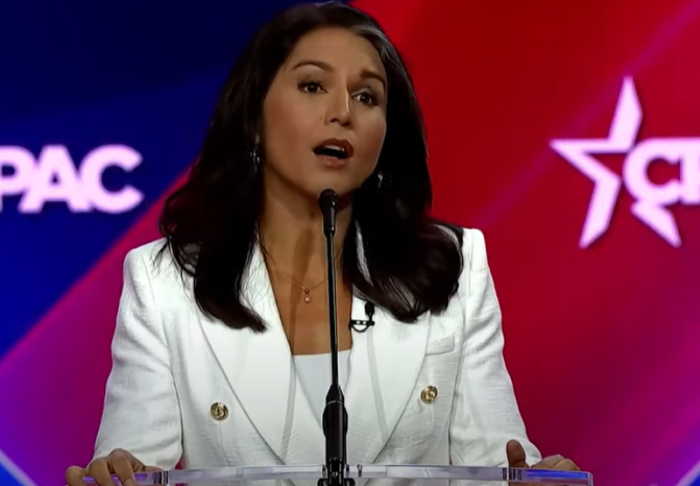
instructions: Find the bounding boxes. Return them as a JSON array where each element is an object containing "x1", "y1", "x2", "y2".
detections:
[
  {"x1": 314, "y1": 146, "x2": 349, "y2": 159},
  {"x1": 313, "y1": 139, "x2": 354, "y2": 160}
]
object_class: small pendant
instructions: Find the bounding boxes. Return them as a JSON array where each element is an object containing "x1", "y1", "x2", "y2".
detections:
[{"x1": 303, "y1": 289, "x2": 312, "y2": 303}]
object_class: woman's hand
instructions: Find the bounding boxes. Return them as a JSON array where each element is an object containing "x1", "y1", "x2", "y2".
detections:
[
  {"x1": 507, "y1": 440, "x2": 580, "y2": 485},
  {"x1": 507, "y1": 440, "x2": 580, "y2": 470},
  {"x1": 66, "y1": 449, "x2": 160, "y2": 486}
]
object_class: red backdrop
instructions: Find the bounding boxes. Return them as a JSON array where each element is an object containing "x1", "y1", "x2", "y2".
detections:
[{"x1": 357, "y1": 1, "x2": 700, "y2": 485}]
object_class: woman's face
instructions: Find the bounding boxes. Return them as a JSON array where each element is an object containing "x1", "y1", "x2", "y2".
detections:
[{"x1": 260, "y1": 27, "x2": 388, "y2": 203}]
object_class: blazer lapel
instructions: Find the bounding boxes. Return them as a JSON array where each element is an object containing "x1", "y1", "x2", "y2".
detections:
[
  {"x1": 345, "y1": 294, "x2": 430, "y2": 467},
  {"x1": 198, "y1": 235, "x2": 430, "y2": 473},
  {"x1": 197, "y1": 245, "x2": 325, "y2": 467}
]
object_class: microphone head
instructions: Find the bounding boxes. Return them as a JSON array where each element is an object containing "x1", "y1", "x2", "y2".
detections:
[
  {"x1": 319, "y1": 189, "x2": 338, "y2": 236},
  {"x1": 318, "y1": 188, "x2": 338, "y2": 211}
]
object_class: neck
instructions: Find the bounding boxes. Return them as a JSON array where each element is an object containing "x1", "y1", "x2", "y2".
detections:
[{"x1": 258, "y1": 185, "x2": 352, "y2": 285}]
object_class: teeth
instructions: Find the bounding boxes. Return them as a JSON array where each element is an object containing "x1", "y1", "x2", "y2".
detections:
[
  {"x1": 324, "y1": 145, "x2": 345, "y2": 152},
  {"x1": 315, "y1": 145, "x2": 348, "y2": 159}
]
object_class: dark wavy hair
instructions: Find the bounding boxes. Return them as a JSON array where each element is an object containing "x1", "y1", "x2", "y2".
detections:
[{"x1": 158, "y1": 1, "x2": 463, "y2": 332}]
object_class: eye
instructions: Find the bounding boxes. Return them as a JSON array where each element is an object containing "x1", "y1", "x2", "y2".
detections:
[
  {"x1": 354, "y1": 91, "x2": 378, "y2": 106},
  {"x1": 299, "y1": 81, "x2": 325, "y2": 94}
]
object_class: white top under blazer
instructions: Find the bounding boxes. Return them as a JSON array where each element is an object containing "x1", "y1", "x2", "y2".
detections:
[
  {"x1": 294, "y1": 351, "x2": 351, "y2": 425},
  {"x1": 93, "y1": 227, "x2": 541, "y2": 486}
]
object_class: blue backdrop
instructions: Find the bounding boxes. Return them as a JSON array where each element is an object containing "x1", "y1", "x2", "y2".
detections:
[
  {"x1": 0, "y1": 1, "x2": 314, "y2": 355},
  {"x1": 0, "y1": 2, "x2": 322, "y2": 484}
]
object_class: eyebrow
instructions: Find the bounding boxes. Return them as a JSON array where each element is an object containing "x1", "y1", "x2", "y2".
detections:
[{"x1": 292, "y1": 59, "x2": 387, "y2": 91}]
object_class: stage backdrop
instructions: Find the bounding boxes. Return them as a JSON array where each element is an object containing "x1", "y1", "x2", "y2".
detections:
[{"x1": 1, "y1": 1, "x2": 699, "y2": 486}]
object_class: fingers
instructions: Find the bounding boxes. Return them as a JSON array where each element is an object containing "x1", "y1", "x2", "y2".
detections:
[
  {"x1": 66, "y1": 466, "x2": 88, "y2": 486},
  {"x1": 109, "y1": 449, "x2": 138, "y2": 486},
  {"x1": 506, "y1": 440, "x2": 529, "y2": 468},
  {"x1": 550, "y1": 457, "x2": 580, "y2": 471},
  {"x1": 535, "y1": 455, "x2": 564, "y2": 469},
  {"x1": 87, "y1": 458, "x2": 118, "y2": 486},
  {"x1": 533, "y1": 455, "x2": 581, "y2": 471},
  {"x1": 66, "y1": 450, "x2": 152, "y2": 486}
]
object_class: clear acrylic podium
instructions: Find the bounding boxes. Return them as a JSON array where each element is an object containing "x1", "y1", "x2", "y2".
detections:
[{"x1": 96, "y1": 464, "x2": 592, "y2": 485}]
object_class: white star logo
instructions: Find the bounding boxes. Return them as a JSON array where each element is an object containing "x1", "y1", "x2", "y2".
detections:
[{"x1": 551, "y1": 77, "x2": 700, "y2": 248}]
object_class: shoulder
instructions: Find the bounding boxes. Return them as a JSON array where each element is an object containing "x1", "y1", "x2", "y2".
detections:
[
  {"x1": 121, "y1": 237, "x2": 190, "y2": 297},
  {"x1": 443, "y1": 225, "x2": 496, "y2": 313},
  {"x1": 426, "y1": 222, "x2": 495, "y2": 316},
  {"x1": 123, "y1": 238, "x2": 164, "y2": 267},
  {"x1": 435, "y1": 223, "x2": 489, "y2": 272},
  {"x1": 423, "y1": 225, "x2": 498, "y2": 351},
  {"x1": 123, "y1": 237, "x2": 177, "y2": 272},
  {"x1": 459, "y1": 226, "x2": 489, "y2": 272}
]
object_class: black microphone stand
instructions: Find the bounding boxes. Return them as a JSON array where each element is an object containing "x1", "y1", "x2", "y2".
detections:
[{"x1": 318, "y1": 189, "x2": 354, "y2": 486}]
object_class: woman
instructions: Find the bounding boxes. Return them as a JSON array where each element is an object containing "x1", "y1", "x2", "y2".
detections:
[{"x1": 66, "y1": 2, "x2": 579, "y2": 486}]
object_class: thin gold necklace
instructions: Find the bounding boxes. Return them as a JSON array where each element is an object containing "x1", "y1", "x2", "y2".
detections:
[
  {"x1": 274, "y1": 272, "x2": 326, "y2": 303},
  {"x1": 263, "y1": 251, "x2": 328, "y2": 304}
]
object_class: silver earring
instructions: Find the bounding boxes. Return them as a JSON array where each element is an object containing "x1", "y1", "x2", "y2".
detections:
[
  {"x1": 377, "y1": 171, "x2": 385, "y2": 190},
  {"x1": 248, "y1": 144, "x2": 261, "y2": 167}
]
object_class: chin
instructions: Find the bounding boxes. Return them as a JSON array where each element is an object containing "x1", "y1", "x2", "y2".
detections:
[{"x1": 302, "y1": 179, "x2": 358, "y2": 201}]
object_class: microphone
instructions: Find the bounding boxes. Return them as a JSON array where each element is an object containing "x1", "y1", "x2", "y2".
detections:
[
  {"x1": 319, "y1": 189, "x2": 337, "y2": 236},
  {"x1": 318, "y1": 189, "x2": 353, "y2": 486},
  {"x1": 349, "y1": 302, "x2": 375, "y2": 333}
]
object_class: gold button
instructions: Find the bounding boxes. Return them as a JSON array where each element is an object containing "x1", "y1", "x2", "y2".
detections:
[
  {"x1": 420, "y1": 386, "x2": 438, "y2": 404},
  {"x1": 210, "y1": 402, "x2": 228, "y2": 421}
]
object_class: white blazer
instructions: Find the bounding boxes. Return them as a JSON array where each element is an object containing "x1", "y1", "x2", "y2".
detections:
[{"x1": 93, "y1": 227, "x2": 541, "y2": 486}]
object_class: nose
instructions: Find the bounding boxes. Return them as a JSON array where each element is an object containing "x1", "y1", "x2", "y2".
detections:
[{"x1": 325, "y1": 90, "x2": 352, "y2": 127}]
